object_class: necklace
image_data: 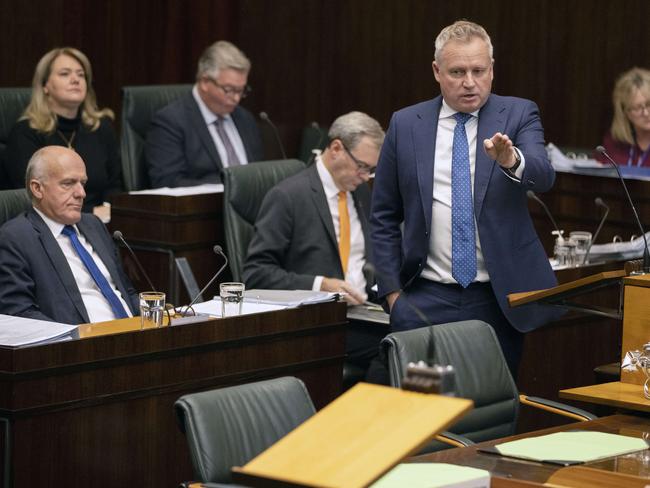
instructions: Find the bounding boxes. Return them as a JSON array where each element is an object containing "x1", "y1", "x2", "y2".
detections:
[{"x1": 57, "y1": 130, "x2": 76, "y2": 149}]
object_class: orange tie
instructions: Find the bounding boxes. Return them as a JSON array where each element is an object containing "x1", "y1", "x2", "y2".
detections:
[{"x1": 337, "y1": 191, "x2": 350, "y2": 275}]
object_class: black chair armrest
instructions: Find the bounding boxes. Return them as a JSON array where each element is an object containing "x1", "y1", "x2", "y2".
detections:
[
  {"x1": 519, "y1": 394, "x2": 597, "y2": 421},
  {"x1": 434, "y1": 430, "x2": 476, "y2": 448}
]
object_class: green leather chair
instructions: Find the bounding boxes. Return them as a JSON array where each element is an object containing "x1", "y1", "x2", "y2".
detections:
[
  {"x1": 222, "y1": 159, "x2": 306, "y2": 282},
  {"x1": 0, "y1": 87, "x2": 31, "y2": 189},
  {"x1": 175, "y1": 377, "x2": 315, "y2": 486},
  {"x1": 120, "y1": 84, "x2": 192, "y2": 191},
  {"x1": 297, "y1": 123, "x2": 328, "y2": 164},
  {"x1": 382, "y1": 320, "x2": 596, "y2": 451},
  {"x1": 0, "y1": 188, "x2": 31, "y2": 225}
]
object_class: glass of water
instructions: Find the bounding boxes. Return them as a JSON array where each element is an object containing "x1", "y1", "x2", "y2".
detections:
[
  {"x1": 139, "y1": 291, "x2": 166, "y2": 329},
  {"x1": 220, "y1": 282, "x2": 245, "y2": 317}
]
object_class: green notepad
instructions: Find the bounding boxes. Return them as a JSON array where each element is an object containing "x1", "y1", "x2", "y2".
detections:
[
  {"x1": 370, "y1": 463, "x2": 489, "y2": 488},
  {"x1": 485, "y1": 431, "x2": 648, "y2": 466}
]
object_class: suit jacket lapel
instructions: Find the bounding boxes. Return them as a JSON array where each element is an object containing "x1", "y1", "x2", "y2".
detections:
[
  {"x1": 475, "y1": 95, "x2": 504, "y2": 220},
  {"x1": 28, "y1": 210, "x2": 89, "y2": 323},
  {"x1": 352, "y1": 184, "x2": 372, "y2": 262},
  {"x1": 186, "y1": 95, "x2": 224, "y2": 171},
  {"x1": 413, "y1": 98, "x2": 442, "y2": 231},
  {"x1": 308, "y1": 165, "x2": 340, "y2": 264}
]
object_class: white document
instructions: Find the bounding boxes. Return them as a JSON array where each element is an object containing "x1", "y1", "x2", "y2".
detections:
[
  {"x1": 0, "y1": 315, "x2": 78, "y2": 347},
  {"x1": 128, "y1": 183, "x2": 223, "y2": 196},
  {"x1": 243, "y1": 289, "x2": 338, "y2": 307},
  {"x1": 190, "y1": 298, "x2": 288, "y2": 317},
  {"x1": 547, "y1": 143, "x2": 606, "y2": 171}
]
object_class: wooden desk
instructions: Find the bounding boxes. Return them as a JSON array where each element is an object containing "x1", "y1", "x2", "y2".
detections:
[
  {"x1": 560, "y1": 381, "x2": 650, "y2": 413},
  {"x1": 414, "y1": 414, "x2": 650, "y2": 487},
  {"x1": 0, "y1": 301, "x2": 346, "y2": 488},
  {"x1": 109, "y1": 191, "x2": 224, "y2": 304}
]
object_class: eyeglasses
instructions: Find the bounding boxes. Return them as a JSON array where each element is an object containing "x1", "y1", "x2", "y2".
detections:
[
  {"x1": 340, "y1": 141, "x2": 376, "y2": 175},
  {"x1": 626, "y1": 101, "x2": 650, "y2": 116},
  {"x1": 205, "y1": 78, "x2": 252, "y2": 99}
]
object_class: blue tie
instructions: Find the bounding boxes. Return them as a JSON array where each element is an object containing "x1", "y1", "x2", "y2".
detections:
[
  {"x1": 451, "y1": 112, "x2": 477, "y2": 288},
  {"x1": 62, "y1": 225, "x2": 129, "y2": 319}
]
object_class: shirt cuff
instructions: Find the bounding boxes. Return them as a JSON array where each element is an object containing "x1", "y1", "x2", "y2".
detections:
[
  {"x1": 312, "y1": 276, "x2": 324, "y2": 291},
  {"x1": 501, "y1": 147, "x2": 526, "y2": 181}
]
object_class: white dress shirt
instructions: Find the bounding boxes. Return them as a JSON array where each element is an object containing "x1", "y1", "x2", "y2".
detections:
[
  {"x1": 192, "y1": 85, "x2": 249, "y2": 167},
  {"x1": 421, "y1": 100, "x2": 525, "y2": 284},
  {"x1": 312, "y1": 155, "x2": 367, "y2": 297},
  {"x1": 34, "y1": 208, "x2": 133, "y2": 323}
]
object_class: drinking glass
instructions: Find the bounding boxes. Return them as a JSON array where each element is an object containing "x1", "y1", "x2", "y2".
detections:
[
  {"x1": 220, "y1": 282, "x2": 245, "y2": 317},
  {"x1": 140, "y1": 291, "x2": 166, "y2": 329}
]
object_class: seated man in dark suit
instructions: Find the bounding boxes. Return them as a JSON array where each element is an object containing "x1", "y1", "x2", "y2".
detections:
[
  {"x1": 145, "y1": 40, "x2": 264, "y2": 188},
  {"x1": 243, "y1": 112, "x2": 386, "y2": 375},
  {"x1": 0, "y1": 146, "x2": 139, "y2": 324}
]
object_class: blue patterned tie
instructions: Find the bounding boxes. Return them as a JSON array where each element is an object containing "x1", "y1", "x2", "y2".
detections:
[
  {"x1": 62, "y1": 225, "x2": 129, "y2": 319},
  {"x1": 451, "y1": 112, "x2": 477, "y2": 288}
]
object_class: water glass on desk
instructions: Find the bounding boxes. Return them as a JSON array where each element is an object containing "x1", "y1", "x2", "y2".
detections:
[
  {"x1": 140, "y1": 291, "x2": 166, "y2": 329},
  {"x1": 220, "y1": 282, "x2": 244, "y2": 317}
]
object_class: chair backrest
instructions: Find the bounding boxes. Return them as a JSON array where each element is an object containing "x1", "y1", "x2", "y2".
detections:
[
  {"x1": 174, "y1": 376, "x2": 316, "y2": 484},
  {"x1": 382, "y1": 320, "x2": 519, "y2": 444},
  {"x1": 297, "y1": 124, "x2": 328, "y2": 164},
  {"x1": 0, "y1": 189, "x2": 31, "y2": 225},
  {"x1": 120, "y1": 84, "x2": 192, "y2": 191},
  {"x1": 222, "y1": 159, "x2": 306, "y2": 281},
  {"x1": 0, "y1": 88, "x2": 31, "y2": 190}
]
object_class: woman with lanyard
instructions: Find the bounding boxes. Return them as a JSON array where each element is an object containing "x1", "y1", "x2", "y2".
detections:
[{"x1": 598, "y1": 67, "x2": 650, "y2": 168}]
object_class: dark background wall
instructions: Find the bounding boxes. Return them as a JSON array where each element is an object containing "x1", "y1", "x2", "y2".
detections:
[{"x1": 1, "y1": 0, "x2": 648, "y2": 158}]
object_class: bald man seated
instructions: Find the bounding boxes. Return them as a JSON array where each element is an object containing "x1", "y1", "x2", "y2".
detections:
[{"x1": 0, "y1": 146, "x2": 139, "y2": 324}]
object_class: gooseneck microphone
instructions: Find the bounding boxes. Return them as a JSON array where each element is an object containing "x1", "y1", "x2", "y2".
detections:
[
  {"x1": 526, "y1": 191, "x2": 563, "y2": 240},
  {"x1": 259, "y1": 111, "x2": 287, "y2": 159},
  {"x1": 582, "y1": 197, "x2": 610, "y2": 265},
  {"x1": 596, "y1": 146, "x2": 650, "y2": 273},
  {"x1": 182, "y1": 245, "x2": 229, "y2": 315},
  {"x1": 113, "y1": 230, "x2": 157, "y2": 291}
]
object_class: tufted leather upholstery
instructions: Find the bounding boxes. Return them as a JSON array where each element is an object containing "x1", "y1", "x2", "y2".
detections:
[
  {"x1": 382, "y1": 320, "x2": 519, "y2": 446},
  {"x1": 174, "y1": 377, "x2": 315, "y2": 485},
  {"x1": 120, "y1": 84, "x2": 191, "y2": 191},
  {"x1": 222, "y1": 159, "x2": 306, "y2": 281}
]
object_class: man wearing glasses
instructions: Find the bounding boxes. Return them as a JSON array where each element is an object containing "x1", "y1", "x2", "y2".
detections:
[
  {"x1": 146, "y1": 41, "x2": 264, "y2": 188},
  {"x1": 243, "y1": 112, "x2": 385, "y2": 374}
]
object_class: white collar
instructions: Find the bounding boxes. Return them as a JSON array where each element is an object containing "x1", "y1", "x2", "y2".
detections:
[
  {"x1": 439, "y1": 99, "x2": 480, "y2": 120},
  {"x1": 192, "y1": 84, "x2": 233, "y2": 126},
  {"x1": 33, "y1": 207, "x2": 78, "y2": 237},
  {"x1": 315, "y1": 154, "x2": 342, "y2": 199}
]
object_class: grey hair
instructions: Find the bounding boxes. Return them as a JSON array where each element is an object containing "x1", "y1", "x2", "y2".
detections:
[
  {"x1": 328, "y1": 111, "x2": 385, "y2": 150},
  {"x1": 25, "y1": 147, "x2": 52, "y2": 202},
  {"x1": 434, "y1": 20, "x2": 493, "y2": 63},
  {"x1": 196, "y1": 40, "x2": 251, "y2": 80}
]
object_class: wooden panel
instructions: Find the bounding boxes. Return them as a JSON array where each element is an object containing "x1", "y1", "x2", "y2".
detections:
[
  {"x1": 560, "y1": 381, "x2": 650, "y2": 412},
  {"x1": 621, "y1": 279, "x2": 650, "y2": 385}
]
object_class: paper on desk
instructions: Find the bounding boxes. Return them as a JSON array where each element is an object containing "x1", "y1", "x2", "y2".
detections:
[
  {"x1": 243, "y1": 289, "x2": 338, "y2": 307},
  {"x1": 128, "y1": 183, "x2": 223, "y2": 196},
  {"x1": 491, "y1": 431, "x2": 648, "y2": 465},
  {"x1": 0, "y1": 314, "x2": 78, "y2": 347},
  {"x1": 190, "y1": 299, "x2": 288, "y2": 317},
  {"x1": 370, "y1": 463, "x2": 489, "y2": 488}
]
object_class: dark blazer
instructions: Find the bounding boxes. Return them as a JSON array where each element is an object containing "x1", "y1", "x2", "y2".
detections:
[
  {"x1": 243, "y1": 164, "x2": 373, "y2": 292},
  {"x1": 145, "y1": 92, "x2": 264, "y2": 188},
  {"x1": 0, "y1": 209, "x2": 139, "y2": 324},
  {"x1": 370, "y1": 94, "x2": 558, "y2": 333}
]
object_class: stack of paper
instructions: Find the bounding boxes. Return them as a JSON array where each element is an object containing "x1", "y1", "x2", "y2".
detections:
[
  {"x1": 243, "y1": 289, "x2": 338, "y2": 307},
  {"x1": 0, "y1": 315, "x2": 78, "y2": 347},
  {"x1": 128, "y1": 183, "x2": 223, "y2": 196}
]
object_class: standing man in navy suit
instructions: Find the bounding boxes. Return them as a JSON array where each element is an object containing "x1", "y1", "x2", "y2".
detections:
[
  {"x1": 370, "y1": 20, "x2": 558, "y2": 377},
  {"x1": 146, "y1": 41, "x2": 264, "y2": 188},
  {"x1": 0, "y1": 146, "x2": 139, "y2": 324}
]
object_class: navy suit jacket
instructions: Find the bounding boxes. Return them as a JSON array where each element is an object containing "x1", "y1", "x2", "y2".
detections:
[
  {"x1": 145, "y1": 92, "x2": 264, "y2": 188},
  {"x1": 0, "y1": 209, "x2": 139, "y2": 324},
  {"x1": 243, "y1": 164, "x2": 374, "y2": 293},
  {"x1": 370, "y1": 94, "x2": 558, "y2": 332}
]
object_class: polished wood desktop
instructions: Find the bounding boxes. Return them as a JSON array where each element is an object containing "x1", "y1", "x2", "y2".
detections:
[
  {"x1": 560, "y1": 381, "x2": 650, "y2": 413},
  {"x1": 0, "y1": 301, "x2": 347, "y2": 488},
  {"x1": 414, "y1": 414, "x2": 650, "y2": 487}
]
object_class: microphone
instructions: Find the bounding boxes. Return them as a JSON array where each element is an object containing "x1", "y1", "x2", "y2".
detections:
[
  {"x1": 582, "y1": 197, "x2": 610, "y2": 265},
  {"x1": 526, "y1": 191, "x2": 563, "y2": 242},
  {"x1": 362, "y1": 262, "x2": 430, "y2": 328},
  {"x1": 596, "y1": 146, "x2": 650, "y2": 272},
  {"x1": 113, "y1": 230, "x2": 157, "y2": 291},
  {"x1": 259, "y1": 111, "x2": 287, "y2": 159},
  {"x1": 181, "y1": 245, "x2": 229, "y2": 315}
]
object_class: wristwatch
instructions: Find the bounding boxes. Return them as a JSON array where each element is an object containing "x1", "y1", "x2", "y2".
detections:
[{"x1": 508, "y1": 149, "x2": 522, "y2": 174}]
